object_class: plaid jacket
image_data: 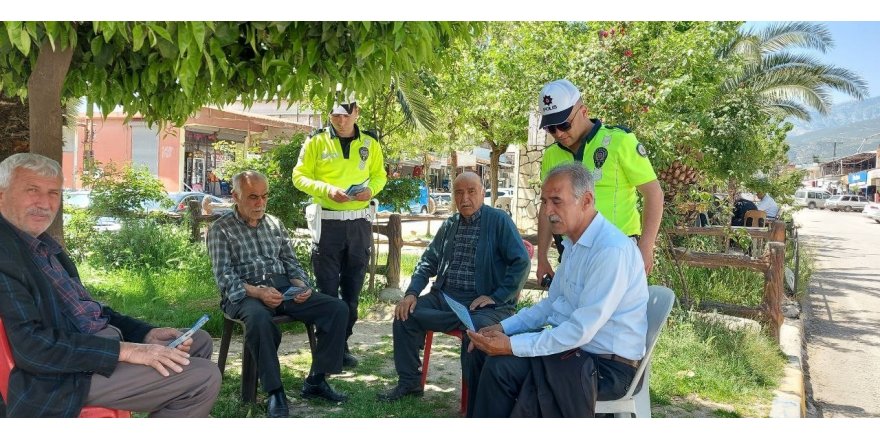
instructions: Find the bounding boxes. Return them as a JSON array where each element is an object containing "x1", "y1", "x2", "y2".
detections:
[{"x1": 0, "y1": 216, "x2": 153, "y2": 417}]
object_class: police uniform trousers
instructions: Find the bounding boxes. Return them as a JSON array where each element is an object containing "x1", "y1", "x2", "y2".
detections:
[
  {"x1": 312, "y1": 217, "x2": 372, "y2": 340},
  {"x1": 392, "y1": 290, "x2": 513, "y2": 394},
  {"x1": 222, "y1": 294, "x2": 348, "y2": 394},
  {"x1": 471, "y1": 349, "x2": 636, "y2": 417},
  {"x1": 86, "y1": 326, "x2": 221, "y2": 417}
]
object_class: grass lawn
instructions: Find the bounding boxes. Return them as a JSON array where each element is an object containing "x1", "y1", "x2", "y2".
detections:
[{"x1": 80, "y1": 247, "x2": 793, "y2": 418}]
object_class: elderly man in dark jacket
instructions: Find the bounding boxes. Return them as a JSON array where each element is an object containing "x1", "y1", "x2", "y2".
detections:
[
  {"x1": 0, "y1": 153, "x2": 220, "y2": 417},
  {"x1": 377, "y1": 172, "x2": 530, "y2": 416}
]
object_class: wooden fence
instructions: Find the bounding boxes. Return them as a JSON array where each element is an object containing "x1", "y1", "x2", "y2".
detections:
[
  {"x1": 185, "y1": 201, "x2": 789, "y2": 341},
  {"x1": 368, "y1": 212, "x2": 449, "y2": 292},
  {"x1": 667, "y1": 221, "x2": 787, "y2": 341}
]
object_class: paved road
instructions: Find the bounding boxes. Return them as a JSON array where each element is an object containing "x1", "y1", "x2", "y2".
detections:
[{"x1": 795, "y1": 208, "x2": 880, "y2": 417}]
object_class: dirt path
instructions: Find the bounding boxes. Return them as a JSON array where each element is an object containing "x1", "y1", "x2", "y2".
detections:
[
  {"x1": 213, "y1": 298, "x2": 753, "y2": 417},
  {"x1": 795, "y1": 209, "x2": 880, "y2": 417}
]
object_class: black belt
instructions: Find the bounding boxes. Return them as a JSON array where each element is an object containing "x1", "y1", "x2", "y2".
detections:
[{"x1": 597, "y1": 353, "x2": 640, "y2": 369}]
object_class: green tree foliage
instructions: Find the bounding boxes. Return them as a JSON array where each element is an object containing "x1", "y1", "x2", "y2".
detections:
[
  {"x1": 718, "y1": 21, "x2": 868, "y2": 120},
  {"x1": 358, "y1": 72, "x2": 438, "y2": 143},
  {"x1": 80, "y1": 162, "x2": 169, "y2": 219},
  {"x1": 0, "y1": 22, "x2": 483, "y2": 126},
  {"x1": 218, "y1": 133, "x2": 310, "y2": 229},
  {"x1": 569, "y1": 22, "x2": 833, "y2": 204},
  {"x1": 375, "y1": 177, "x2": 421, "y2": 213},
  {"x1": 425, "y1": 22, "x2": 584, "y2": 203},
  {"x1": 87, "y1": 219, "x2": 204, "y2": 271},
  {"x1": 571, "y1": 22, "x2": 741, "y2": 171},
  {"x1": 0, "y1": 21, "x2": 482, "y2": 239}
]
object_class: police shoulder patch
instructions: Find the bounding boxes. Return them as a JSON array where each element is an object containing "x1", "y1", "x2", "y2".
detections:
[{"x1": 636, "y1": 143, "x2": 648, "y2": 157}]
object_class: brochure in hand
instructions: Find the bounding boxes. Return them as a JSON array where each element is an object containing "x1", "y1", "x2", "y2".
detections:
[
  {"x1": 442, "y1": 293, "x2": 476, "y2": 332},
  {"x1": 168, "y1": 314, "x2": 210, "y2": 348},
  {"x1": 346, "y1": 179, "x2": 370, "y2": 197},
  {"x1": 282, "y1": 285, "x2": 309, "y2": 301}
]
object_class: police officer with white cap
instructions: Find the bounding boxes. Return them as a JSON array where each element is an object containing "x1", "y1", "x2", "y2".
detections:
[
  {"x1": 293, "y1": 89, "x2": 387, "y2": 368},
  {"x1": 535, "y1": 79, "x2": 663, "y2": 279}
]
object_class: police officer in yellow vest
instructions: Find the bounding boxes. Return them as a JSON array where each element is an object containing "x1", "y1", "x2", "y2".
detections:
[
  {"x1": 535, "y1": 79, "x2": 663, "y2": 280},
  {"x1": 293, "y1": 92, "x2": 387, "y2": 368}
]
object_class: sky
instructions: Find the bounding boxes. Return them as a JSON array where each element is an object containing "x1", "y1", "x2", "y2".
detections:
[
  {"x1": 748, "y1": 21, "x2": 880, "y2": 104},
  {"x1": 816, "y1": 22, "x2": 880, "y2": 103}
]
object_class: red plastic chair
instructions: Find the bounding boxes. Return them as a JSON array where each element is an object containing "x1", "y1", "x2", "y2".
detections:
[
  {"x1": 0, "y1": 317, "x2": 131, "y2": 418},
  {"x1": 421, "y1": 329, "x2": 467, "y2": 416}
]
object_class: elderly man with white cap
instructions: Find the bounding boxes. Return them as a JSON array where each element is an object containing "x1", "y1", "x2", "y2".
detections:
[
  {"x1": 534, "y1": 79, "x2": 663, "y2": 279},
  {"x1": 293, "y1": 88, "x2": 387, "y2": 369}
]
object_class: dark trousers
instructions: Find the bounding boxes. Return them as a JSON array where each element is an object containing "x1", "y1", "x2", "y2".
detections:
[
  {"x1": 313, "y1": 218, "x2": 372, "y2": 341},
  {"x1": 392, "y1": 291, "x2": 513, "y2": 390},
  {"x1": 472, "y1": 351, "x2": 635, "y2": 417},
  {"x1": 223, "y1": 294, "x2": 348, "y2": 393}
]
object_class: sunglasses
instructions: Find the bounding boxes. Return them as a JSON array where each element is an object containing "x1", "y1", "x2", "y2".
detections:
[{"x1": 544, "y1": 106, "x2": 581, "y2": 134}]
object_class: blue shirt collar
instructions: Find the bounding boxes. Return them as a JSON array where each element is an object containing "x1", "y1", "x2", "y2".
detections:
[{"x1": 563, "y1": 211, "x2": 606, "y2": 250}]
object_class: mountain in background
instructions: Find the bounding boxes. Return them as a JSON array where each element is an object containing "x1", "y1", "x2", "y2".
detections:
[{"x1": 786, "y1": 96, "x2": 880, "y2": 165}]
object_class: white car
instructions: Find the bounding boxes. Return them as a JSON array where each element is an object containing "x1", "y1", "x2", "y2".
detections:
[
  {"x1": 62, "y1": 190, "x2": 122, "y2": 232},
  {"x1": 793, "y1": 188, "x2": 832, "y2": 209},
  {"x1": 430, "y1": 192, "x2": 452, "y2": 209},
  {"x1": 825, "y1": 194, "x2": 870, "y2": 212},
  {"x1": 484, "y1": 188, "x2": 513, "y2": 206},
  {"x1": 869, "y1": 208, "x2": 880, "y2": 224},
  {"x1": 864, "y1": 202, "x2": 880, "y2": 221}
]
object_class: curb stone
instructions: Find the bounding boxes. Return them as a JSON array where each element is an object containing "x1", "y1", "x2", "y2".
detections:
[{"x1": 770, "y1": 318, "x2": 805, "y2": 417}]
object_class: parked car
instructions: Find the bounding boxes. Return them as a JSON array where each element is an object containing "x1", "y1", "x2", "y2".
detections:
[
  {"x1": 430, "y1": 192, "x2": 452, "y2": 211},
  {"x1": 62, "y1": 190, "x2": 122, "y2": 232},
  {"x1": 793, "y1": 189, "x2": 831, "y2": 209},
  {"x1": 484, "y1": 187, "x2": 513, "y2": 206},
  {"x1": 143, "y1": 192, "x2": 233, "y2": 216},
  {"x1": 825, "y1": 194, "x2": 870, "y2": 212},
  {"x1": 862, "y1": 202, "x2": 880, "y2": 218},
  {"x1": 869, "y1": 207, "x2": 880, "y2": 224}
]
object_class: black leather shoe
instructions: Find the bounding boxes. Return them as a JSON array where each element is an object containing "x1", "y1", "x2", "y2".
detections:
[
  {"x1": 377, "y1": 383, "x2": 424, "y2": 402},
  {"x1": 342, "y1": 344, "x2": 358, "y2": 368},
  {"x1": 301, "y1": 380, "x2": 348, "y2": 403},
  {"x1": 267, "y1": 390, "x2": 289, "y2": 418},
  {"x1": 342, "y1": 348, "x2": 359, "y2": 368}
]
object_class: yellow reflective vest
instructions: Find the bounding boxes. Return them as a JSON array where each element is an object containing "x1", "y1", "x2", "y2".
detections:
[
  {"x1": 293, "y1": 125, "x2": 387, "y2": 211},
  {"x1": 540, "y1": 121, "x2": 656, "y2": 236}
]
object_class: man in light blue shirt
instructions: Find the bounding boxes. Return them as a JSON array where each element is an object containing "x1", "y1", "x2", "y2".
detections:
[
  {"x1": 756, "y1": 191, "x2": 779, "y2": 219},
  {"x1": 467, "y1": 163, "x2": 649, "y2": 417}
]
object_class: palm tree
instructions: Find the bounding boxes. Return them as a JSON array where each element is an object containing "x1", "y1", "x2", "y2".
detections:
[
  {"x1": 361, "y1": 72, "x2": 437, "y2": 142},
  {"x1": 718, "y1": 21, "x2": 868, "y2": 121}
]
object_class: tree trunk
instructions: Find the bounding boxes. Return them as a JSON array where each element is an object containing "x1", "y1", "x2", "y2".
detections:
[
  {"x1": 489, "y1": 145, "x2": 503, "y2": 207},
  {"x1": 450, "y1": 151, "x2": 458, "y2": 214},
  {"x1": 27, "y1": 40, "x2": 74, "y2": 241}
]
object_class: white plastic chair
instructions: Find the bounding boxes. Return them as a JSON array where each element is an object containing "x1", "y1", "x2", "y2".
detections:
[{"x1": 595, "y1": 285, "x2": 675, "y2": 418}]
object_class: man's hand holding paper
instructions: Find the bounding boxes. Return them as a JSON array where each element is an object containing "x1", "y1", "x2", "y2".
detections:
[
  {"x1": 442, "y1": 293, "x2": 476, "y2": 331},
  {"x1": 467, "y1": 328, "x2": 513, "y2": 356}
]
